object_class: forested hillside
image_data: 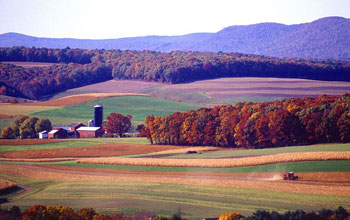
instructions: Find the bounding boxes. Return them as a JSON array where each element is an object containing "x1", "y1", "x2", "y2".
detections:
[
  {"x1": 1, "y1": 47, "x2": 350, "y2": 100},
  {"x1": 1, "y1": 17, "x2": 349, "y2": 60},
  {"x1": 144, "y1": 94, "x2": 350, "y2": 148}
]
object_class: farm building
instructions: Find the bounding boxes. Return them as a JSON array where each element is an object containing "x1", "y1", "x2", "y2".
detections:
[
  {"x1": 68, "y1": 122, "x2": 86, "y2": 137},
  {"x1": 68, "y1": 122, "x2": 85, "y2": 131},
  {"x1": 48, "y1": 128, "x2": 68, "y2": 139},
  {"x1": 38, "y1": 130, "x2": 48, "y2": 139},
  {"x1": 76, "y1": 127, "x2": 103, "y2": 138}
]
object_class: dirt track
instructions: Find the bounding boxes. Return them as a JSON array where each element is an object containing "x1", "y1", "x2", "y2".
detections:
[{"x1": 0, "y1": 164, "x2": 349, "y2": 197}]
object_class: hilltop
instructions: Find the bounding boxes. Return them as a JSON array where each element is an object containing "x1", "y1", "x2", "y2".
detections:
[{"x1": 0, "y1": 17, "x2": 349, "y2": 60}]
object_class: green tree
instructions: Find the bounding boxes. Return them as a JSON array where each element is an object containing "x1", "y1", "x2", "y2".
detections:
[
  {"x1": 35, "y1": 118, "x2": 52, "y2": 133},
  {"x1": 11, "y1": 115, "x2": 29, "y2": 137},
  {"x1": 19, "y1": 117, "x2": 39, "y2": 139},
  {"x1": 1, "y1": 126, "x2": 15, "y2": 139}
]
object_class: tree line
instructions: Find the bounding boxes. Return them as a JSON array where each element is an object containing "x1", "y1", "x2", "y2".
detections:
[
  {"x1": 1, "y1": 115, "x2": 52, "y2": 139},
  {"x1": 1, "y1": 46, "x2": 350, "y2": 100},
  {"x1": 143, "y1": 94, "x2": 350, "y2": 148},
  {"x1": 1, "y1": 204, "x2": 349, "y2": 220}
]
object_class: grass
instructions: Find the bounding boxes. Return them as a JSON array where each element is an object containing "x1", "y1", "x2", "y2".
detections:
[
  {"x1": 31, "y1": 96, "x2": 204, "y2": 123},
  {"x1": 0, "y1": 138, "x2": 149, "y2": 153},
  {"x1": 45, "y1": 160, "x2": 350, "y2": 173},
  {"x1": 2, "y1": 179, "x2": 349, "y2": 219},
  {"x1": 165, "y1": 143, "x2": 350, "y2": 159}
]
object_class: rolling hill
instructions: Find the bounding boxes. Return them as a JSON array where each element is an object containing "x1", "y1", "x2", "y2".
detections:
[{"x1": 0, "y1": 16, "x2": 349, "y2": 60}]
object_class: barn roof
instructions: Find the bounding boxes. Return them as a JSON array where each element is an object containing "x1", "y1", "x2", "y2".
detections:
[
  {"x1": 77, "y1": 127, "x2": 101, "y2": 131},
  {"x1": 39, "y1": 130, "x2": 48, "y2": 134},
  {"x1": 68, "y1": 122, "x2": 85, "y2": 128},
  {"x1": 53, "y1": 126, "x2": 71, "y2": 131},
  {"x1": 48, "y1": 130, "x2": 59, "y2": 134}
]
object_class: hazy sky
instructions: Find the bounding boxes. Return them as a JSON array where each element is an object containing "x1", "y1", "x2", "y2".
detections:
[{"x1": 1, "y1": 0, "x2": 349, "y2": 39}]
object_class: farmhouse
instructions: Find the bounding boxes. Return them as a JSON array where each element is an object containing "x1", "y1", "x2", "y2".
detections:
[
  {"x1": 77, "y1": 127, "x2": 103, "y2": 138},
  {"x1": 48, "y1": 128, "x2": 68, "y2": 139}
]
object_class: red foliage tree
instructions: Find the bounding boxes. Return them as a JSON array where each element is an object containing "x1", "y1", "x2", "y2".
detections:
[{"x1": 103, "y1": 113, "x2": 132, "y2": 137}]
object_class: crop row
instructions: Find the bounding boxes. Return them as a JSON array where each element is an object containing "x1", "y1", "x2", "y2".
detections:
[{"x1": 77, "y1": 151, "x2": 350, "y2": 168}]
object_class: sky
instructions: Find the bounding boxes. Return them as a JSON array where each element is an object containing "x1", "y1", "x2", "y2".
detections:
[{"x1": 0, "y1": 0, "x2": 349, "y2": 39}]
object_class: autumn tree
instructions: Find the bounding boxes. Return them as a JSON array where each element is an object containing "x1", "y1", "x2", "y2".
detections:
[
  {"x1": 144, "y1": 94, "x2": 350, "y2": 148},
  {"x1": 103, "y1": 113, "x2": 132, "y2": 137},
  {"x1": 219, "y1": 212, "x2": 245, "y2": 220},
  {"x1": 1, "y1": 126, "x2": 15, "y2": 139}
]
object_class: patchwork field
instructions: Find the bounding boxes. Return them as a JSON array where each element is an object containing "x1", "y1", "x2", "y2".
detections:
[
  {"x1": 1, "y1": 76, "x2": 350, "y2": 218},
  {"x1": 0, "y1": 138, "x2": 349, "y2": 219},
  {"x1": 52, "y1": 78, "x2": 350, "y2": 105}
]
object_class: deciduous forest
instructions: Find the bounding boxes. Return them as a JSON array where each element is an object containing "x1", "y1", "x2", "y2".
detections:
[
  {"x1": 1, "y1": 47, "x2": 350, "y2": 100},
  {"x1": 144, "y1": 94, "x2": 350, "y2": 148}
]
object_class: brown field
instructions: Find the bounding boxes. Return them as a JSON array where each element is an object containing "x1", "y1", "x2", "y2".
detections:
[
  {"x1": 162, "y1": 77, "x2": 350, "y2": 98},
  {"x1": 0, "y1": 139, "x2": 67, "y2": 146},
  {"x1": 0, "y1": 143, "x2": 182, "y2": 159},
  {"x1": 72, "y1": 80, "x2": 162, "y2": 93},
  {"x1": 0, "y1": 164, "x2": 349, "y2": 196},
  {"x1": 76, "y1": 151, "x2": 350, "y2": 168},
  {"x1": 2, "y1": 61, "x2": 57, "y2": 68},
  {"x1": 22, "y1": 93, "x2": 149, "y2": 107},
  {"x1": 0, "y1": 114, "x2": 14, "y2": 119}
]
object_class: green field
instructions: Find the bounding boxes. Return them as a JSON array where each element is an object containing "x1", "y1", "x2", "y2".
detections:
[
  {"x1": 12, "y1": 160, "x2": 347, "y2": 173},
  {"x1": 1, "y1": 176, "x2": 349, "y2": 219},
  {"x1": 31, "y1": 96, "x2": 204, "y2": 124}
]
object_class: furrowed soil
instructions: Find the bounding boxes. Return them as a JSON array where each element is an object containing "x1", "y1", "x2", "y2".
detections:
[{"x1": 0, "y1": 144, "x2": 182, "y2": 159}]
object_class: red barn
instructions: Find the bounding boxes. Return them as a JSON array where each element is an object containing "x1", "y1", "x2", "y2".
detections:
[
  {"x1": 48, "y1": 128, "x2": 68, "y2": 139},
  {"x1": 76, "y1": 127, "x2": 103, "y2": 138}
]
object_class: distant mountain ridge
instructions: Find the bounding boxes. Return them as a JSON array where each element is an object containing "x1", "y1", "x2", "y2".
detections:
[{"x1": 0, "y1": 16, "x2": 349, "y2": 60}]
